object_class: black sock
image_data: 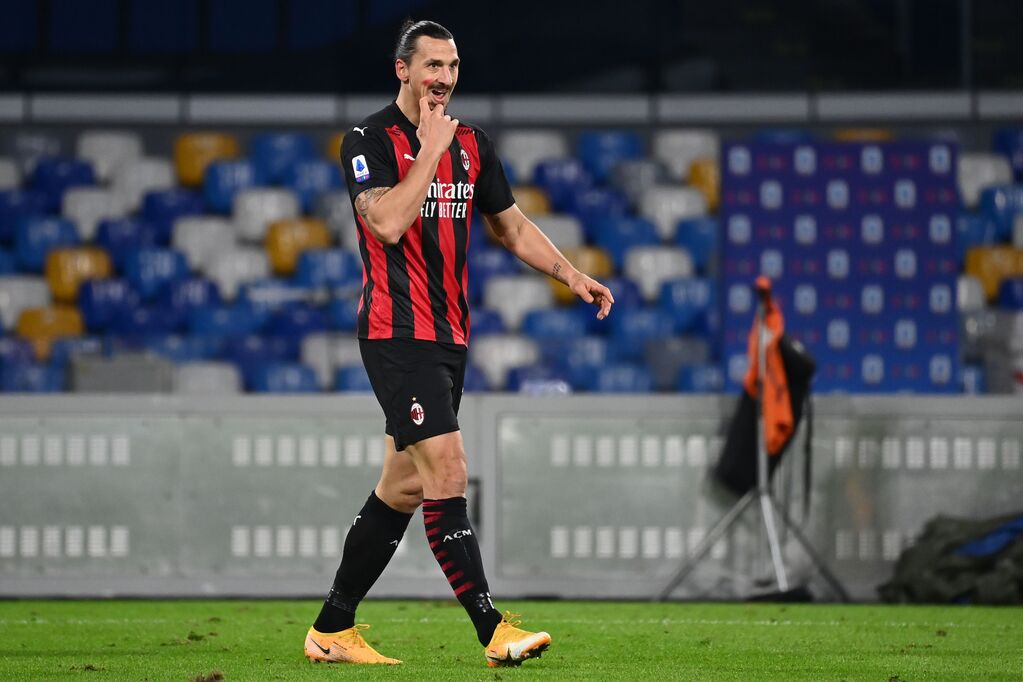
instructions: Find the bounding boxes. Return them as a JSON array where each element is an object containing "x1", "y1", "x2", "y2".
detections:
[
  {"x1": 313, "y1": 491, "x2": 412, "y2": 633},
  {"x1": 423, "y1": 497, "x2": 502, "y2": 646}
]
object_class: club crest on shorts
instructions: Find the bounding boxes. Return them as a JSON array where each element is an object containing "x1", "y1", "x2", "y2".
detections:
[
  {"x1": 410, "y1": 401, "x2": 425, "y2": 426},
  {"x1": 460, "y1": 148, "x2": 470, "y2": 171}
]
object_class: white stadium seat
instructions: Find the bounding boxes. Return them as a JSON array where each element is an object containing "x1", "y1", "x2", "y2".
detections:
[
  {"x1": 1014, "y1": 213, "x2": 1023, "y2": 249},
  {"x1": 638, "y1": 185, "x2": 707, "y2": 240},
  {"x1": 172, "y1": 216, "x2": 237, "y2": 271},
  {"x1": 0, "y1": 276, "x2": 52, "y2": 330},
  {"x1": 653, "y1": 129, "x2": 719, "y2": 181},
  {"x1": 623, "y1": 245, "x2": 695, "y2": 300},
  {"x1": 467, "y1": 333, "x2": 540, "y2": 390},
  {"x1": 112, "y1": 157, "x2": 174, "y2": 211},
  {"x1": 611, "y1": 158, "x2": 668, "y2": 206},
  {"x1": 315, "y1": 190, "x2": 360, "y2": 252},
  {"x1": 0, "y1": 157, "x2": 20, "y2": 189},
  {"x1": 957, "y1": 274, "x2": 986, "y2": 314},
  {"x1": 482, "y1": 274, "x2": 554, "y2": 331},
  {"x1": 76, "y1": 130, "x2": 144, "y2": 182},
  {"x1": 300, "y1": 332, "x2": 363, "y2": 389},
  {"x1": 533, "y1": 214, "x2": 584, "y2": 249},
  {"x1": 958, "y1": 153, "x2": 1013, "y2": 209},
  {"x1": 500, "y1": 129, "x2": 569, "y2": 182},
  {"x1": 233, "y1": 188, "x2": 300, "y2": 242},
  {"x1": 10, "y1": 132, "x2": 61, "y2": 174},
  {"x1": 205, "y1": 247, "x2": 270, "y2": 300},
  {"x1": 173, "y1": 361, "x2": 242, "y2": 394},
  {"x1": 62, "y1": 188, "x2": 130, "y2": 241}
]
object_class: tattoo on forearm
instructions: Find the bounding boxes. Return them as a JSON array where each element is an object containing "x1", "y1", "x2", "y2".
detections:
[
  {"x1": 552, "y1": 261, "x2": 562, "y2": 280},
  {"x1": 355, "y1": 187, "x2": 391, "y2": 217}
]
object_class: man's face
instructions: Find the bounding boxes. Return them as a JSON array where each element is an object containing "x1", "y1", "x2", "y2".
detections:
[{"x1": 398, "y1": 36, "x2": 459, "y2": 110}]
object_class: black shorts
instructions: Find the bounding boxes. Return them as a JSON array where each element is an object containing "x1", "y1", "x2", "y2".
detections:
[{"x1": 359, "y1": 338, "x2": 467, "y2": 452}]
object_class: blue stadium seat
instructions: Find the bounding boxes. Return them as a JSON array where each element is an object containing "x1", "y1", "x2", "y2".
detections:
[
  {"x1": 955, "y1": 214, "x2": 999, "y2": 265},
  {"x1": 978, "y1": 185, "x2": 1023, "y2": 240},
  {"x1": 675, "y1": 217, "x2": 719, "y2": 274},
  {"x1": 960, "y1": 363, "x2": 987, "y2": 395},
  {"x1": 501, "y1": 158, "x2": 518, "y2": 187},
  {"x1": 269, "y1": 303, "x2": 329, "y2": 341},
  {"x1": 590, "y1": 363, "x2": 653, "y2": 393},
  {"x1": 108, "y1": 305, "x2": 184, "y2": 336},
  {"x1": 0, "y1": 249, "x2": 15, "y2": 275},
  {"x1": 470, "y1": 308, "x2": 505, "y2": 335},
  {"x1": 237, "y1": 278, "x2": 309, "y2": 320},
  {"x1": 204, "y1": 159, "x2": 260, "y2": 213},
  {"x1": 122, "y1": 248, "x2": 189, "y2": 300},
  {"x1": 597, "y1": 276, "x2": 643, "y2": 311},
  {"x1": 30, "y1": 157, "x2": 95, "y2": 211},
  {"x1": 554, "y1": 335, "x2": 618, "y2": 388},
  {"x1": 467, "y1": 246, "x2": 520, "y2": 302},
  {"x1": 569, "y1": 187, "x2": 629, "y2": 236},
  {"x1": 0, "y1": 190, "x2": 48, "y2": 243},
  {"x1": 334, "y1": 364, "x2": 372, "y2": 392},
  {"x1": 993, "y1": 128, "x2": 1023, "y2": 182},
  {"x1": 998, "y1": 278, "x2": 1023, "y2": 309},
  {"x1": 0, "y1": 336, "x2": 35, "y2": 367},
  {"x1": 15, "y1": 216, "x2": 79, "y2": 271},
  {"x1": 506, "y1": 364, "x2": 570, "y2": 392},
  {"x1": 677, "y1": 363, "x2": 725, "y2": 393},
  {"x1": 188, "y1": 303, "x2": 264, "y2": 337},
  {"x1": 463, "y1": 363, "x2": 489, "y2": 392},
  {"x1": 223, "y1": 334, "x2": 296, "y2": 371},
  {"x1": 79, "y1": 279, "x2": 140, "y2": 332},
  {"x1": 141, "y1": 189, "x2": 205, "y2": 243},
  {"x1": 247, "y1": 362, "x2": 319, "y2": 393},
  {"x1": 660, "y1": 278, "x2": 716, "y2": 333},
  {"x1": 160, "y1": 278, "x2": 222, "y2": 317},
  {"x1": 0, "y1": 363, "x2": 64, "y2": 392},
  {"x1": 576, "y1": 130, "x2": 644, "y2": 184},
  {"x1": 48, "y1": 336, "x2": 104, "y2": 368},
  {"x1": 521, "y1": 307, "x2": 588, "y2": 341},
  {"x1": 142, "y1": 333, "x2": 221, "y2": 363},
  {"x1": 327, "y1": 295, "x2": 360, "y2": 331},
  {"x1": 284, "y1": 159, "x2": 344, "y2": 212},
  {"x1": 591, "y1": 217, "x2": 659, "y2": 269},
  {"x1": 533, "y1": 159, "x2": 592, "y2": 213},
  {"x1": 96, "y1": 218, "x2": 161, "y2": 269},
  {"x1": 251, "y1": 132, "x2": 317, "y2": 184},
  {"x1": 608, "y1": 308, "x2": 676, "y2": 361},
  {"x1": 294, "y1": 249, "x2": 361, "y2": 289}
]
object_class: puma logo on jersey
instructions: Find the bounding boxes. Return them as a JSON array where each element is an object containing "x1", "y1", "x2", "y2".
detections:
[
  {"x1": 353, "y1": 126, "x2": 367, "y2": 136},
  {"x1": 443, "y1": 529, "x2": 473, "y2": 542}
]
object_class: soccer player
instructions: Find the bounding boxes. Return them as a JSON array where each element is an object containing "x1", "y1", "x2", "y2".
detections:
[{"x1": 304, "y1": 19, "x2": 614, "y2": 668}]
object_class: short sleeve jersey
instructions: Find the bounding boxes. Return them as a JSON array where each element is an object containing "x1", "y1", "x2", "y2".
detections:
[{"x1": 341, "y1": 102, "x2": 514, "y2": 347}]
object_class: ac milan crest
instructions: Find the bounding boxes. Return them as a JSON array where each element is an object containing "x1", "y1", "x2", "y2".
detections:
[
  {"x1": 460, "y1": 148, "x2": 470, "y2": 171},
  {"x1": 410, "y1": 401, "x2": 425, "y2": 426}
]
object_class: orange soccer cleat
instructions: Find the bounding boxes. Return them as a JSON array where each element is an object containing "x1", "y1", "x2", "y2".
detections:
[
  {"x1": 484, "y1": 612, "x2": 551, "y2": 668},
  {"x1": 303, "y1": 624, "x2": 401, "y2": 665}
]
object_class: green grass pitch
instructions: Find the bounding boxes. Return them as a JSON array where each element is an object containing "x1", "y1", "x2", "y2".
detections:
[{"x1": 1, "y1": 600, "x2": 1020, "y2": 680}]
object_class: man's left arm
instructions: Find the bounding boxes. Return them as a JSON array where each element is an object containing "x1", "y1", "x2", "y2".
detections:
[{"x1": 484, "y1": 204, "x2": 614, "y2": 320}]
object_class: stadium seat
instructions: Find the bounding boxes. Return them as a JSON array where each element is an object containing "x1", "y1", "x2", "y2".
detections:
[
  {"x1": 173, "y1": 361, "x2": 242, "y2": 394},
  {"x1": 576, "y1": 130, "x2": 644, "y2": 184},
  {"x1": 31, "y1": 157, "x2": 96, "y2": 212},
  {"x1": 234, "y1": 188, "x2": 301, "y2": 242},
  {"x1": 688, "y1": 158, "x2": 720, "y2": 212},
  {"x1": 107, "y1": 305, "x2": 183, "y2": 336},
  {"x1": 326, "y1": 133, "x2": 345, "y2": 163},
  {"x1": 467, "y1": 246, "x2": 521, "y2": 301},
  {"x1": 501, "y1": 130, "x2": 569, "y2": 184},
  {"x1": 16, "y1": 306, "x2": 83, "y2": 360},
  {"x1": 608, "y1": 307, "x2": 676, "y2": 361},
  {"x1": 174, "y1": 132, "x2": 240, "y2": 187},
  {"x1": 639, "y1": 186, "x2": 707, "y2": 240},
  {"x1": 225, "y1": 335, "x2": 297, "y2": 377},
  {"x1": 590, "y1": 363, "x2": 653, "y2": 393},
  {"x1": 247, "y1": 362, "x2": 319, "y2": 393},
  {"x1": 68, "y1": 352, "x2": 174, "y2": 393},
  {"x1": 95, "y1": 218, "x2": 160, "y2": 269},
  {"x1": 677, "y1": 363, "x2": 725, "y2": 392},
  {"x1": 591, "y1": 217, "x2": 659, "y2": 269},
  {"x1": 160, "y1": 278, "x2": 222, "y2": 317},
  {"x1": 957, "y1": 274, "x2": 986, "y2": 314},
  {"x1": 1016, "y1": 214, "x2": 1023, "y2": 248},
  {"x1": 315, "y1": 190, "x2": 360, "y2": 250},
  {"x1": 532, "y1": 215, "x2": 583, "y2": 250},
  {"x1": 0, "y1": 362, "x2": 64, "y2": 392},
  {"x1": 992, "y1": 128, "x2": 1023, "y2": 181},
  {"x1": 62, "y1": 187, "x2": 130, "y2": 241},
  {"x1": 598, "y1": 276, "x2": 643, "y2": 311},
  {"x1": 204, "y1": 159, "x2": 260, "y2": 213},
  {"x1": 959, "y1": 153, "x2": 1013, "y2": 209},
  {"x1": 660, "y1": 278, "x2": 716, "y2": 332},
  {"x1": 0, "y1": 158, "x2": 20, "y2": 190},
  {"x1": 549, "y1": 246, "x2": 613, "y2": 305},
  {"x1": 999, "y1": 278, "x2": 1023, "y2": 309},
  {"x1": 44, "y1": 247, "x2": 113, "y2": 303},
  {"x1": 250, "y1": 132, "x2": 316, "y2": 183},
  {"x1": 470, "y1": 308, "x2": 505, "y2": 336},
  {"x1": 960, "y1": 363, "x2": 987, "y2": 395},
  {"x1": 49, "y1": 336, "x2": 104, "y2": 369},
  {"x1": 610, "y1": 158, "x2": 668, "y2": 208},
  {"x1": 569, "y1": 187, "x2": 629, "y2": 236},
  {"x1": 237, "y1": 278, "x2": 310, "y2": 319},
  {"x1": 623, "y1": 245, "x2": 695, "y2": 300},
  {"x1": 533, "y1": 159, "x2": 592, "y2": 213},
  {"x1": 0, "y1": 276, "x2": 51, "y2": 330},
  {"x1": 172, "y1": 216, "x2": 236, "y2": 271},
  {"x1": 112, "y1": 157, "x2": 174, "y2": 212},
  {"x1": 0, "y1": 249, "x2": 13, "y2": 275},
  {"x1": 482, "y1": 274, "x2": 554, "y2": 330},
  {"x1": 265, "y1": 218, "x2": 332, "y2": 275},
  {"x1": 78, "y1": 279, "x2": 139, "y2": 332},
  {"x1": 15, "y1": 216, "x2": 80, "y2": 271},
  {"x1": 10, "y1": 131, "x2": 61, "y2": 175},
  {"x1": 142, "y1": 189, "x2": 205, "y2": 243},
  {"x1": 205, "y1": 247, "x2": 271, "y2": 300},
  {"x1": 141, "y1": 333, "x2": 221, "y2": 363},
  {"x1": 978, "y1": 185, "x2": 1023, "y2": 239},
  {"x1": 294, "y1": 248, "x2": 361, "y2": 290},
  {"x1": 653, "y1": 129, "x2": 719, "y2": 181},
  {"x1": 832, "y1": 128, "x2": 894, "y2": 142},
  {"x1": 644, "y1": 336, "x2": 711, "y2": 391},
  {"x1": 964, "y1": 246, "x2": 1023, "y2": 300},
  {"x1": 283, "y1": 159, "x2": 343, "y2": 213},
  {"x1": 506, "y1": 364, "x2": 571, "y2": 393},
  {"x1": 301, "y1": 332, "x2": 362, "y2": 388},
  {"x1": 0, "y1": 335, "x2": 35, "y2": 367},
  {"x1": 956, "y1": 214, "x2": 999, "y2": 264},
  {"x1": 675, "y1": 217, "x2": 719, "y2": 275},
  {"x1": 549, "y1": 335, "x2": 616, "y2": 388},
  {"x1": 467, "y1": 333, "x2": 539, "y2": 390},
  {"x1": 188, "y1": 302, "x2": 264, "y2": 338},
  {"x1": 0, "y1": 190, "x2": 48, "y2": 242},
  {"x1": 521, "y1": 307, "x2": 589, "y2": 342},
  {"x1": 334, "y1": 364, "x2": 372, "y2": 392},
  {"x1": 76, "y1": 130, "x2": 143, "y2": 182},
  {"x1": 123, "y1": 248, "x2": 189, "y2": 300},
  {"x1": 327, "y1": 294, "x2": 361, "y2": 332},
  {"x1": 511, "y1": 186, "x2": 551, "y2": 217},
  {"x1": 269, "y1": 303, "x2": 329, "y2": 342}
]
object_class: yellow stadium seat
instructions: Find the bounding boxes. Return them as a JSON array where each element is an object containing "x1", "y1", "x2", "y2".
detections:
[
  {"x1": 512, "y1": 185, "x2": 551, "y2": 217},
  {"x1": 549, "y1": 246, "x2": 614, "y2": 305},
  {"x1": 834, "y1": 128, "x2": 895, "y2": 142},
  {"x1": 45, "y1": 247, "x2": 113, "y2": 303},
  {"x1": 688, "y1": 158, "x2": 720, "y2": 213},
  {"x1": 266, "y1": 217, "x2": 332, "y2": 275},
  {"x1": 964, "y1": 246, "x2": 1023, "y2": 300},
  {"x1": 327, "y1": 132, "x2": 346, "y2": 162},
  {"x1": 16, "y1": 306, "x2": 84, "y2": 361},
  {"x1": 174, "y1": 132, "x2": 240, "y2": 187}
]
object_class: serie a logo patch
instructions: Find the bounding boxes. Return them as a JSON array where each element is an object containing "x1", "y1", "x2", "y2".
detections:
[{"x1": 352, "y1": 154, "x2": 370, "y2": 183}]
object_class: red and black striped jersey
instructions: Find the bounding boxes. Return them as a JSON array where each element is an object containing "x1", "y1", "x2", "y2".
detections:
[{"x1": 341, "y1": 102, "x2": 514, "y2": 347}]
